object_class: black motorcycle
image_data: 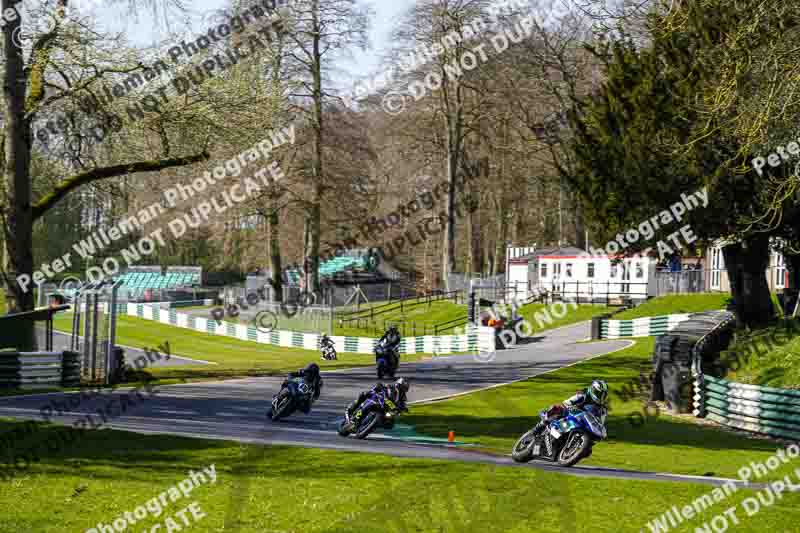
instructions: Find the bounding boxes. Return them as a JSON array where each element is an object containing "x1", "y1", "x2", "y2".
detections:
[
  {"x1": 320, "y1": 334, "x2": 337, "y2": 361},
  {"x1": 375, "y1": 339, "x2": 399, "y2": 379},
  {"x1": 267, "y1": 377, "x2": 313, "y2": 421},
  {"x1": 337, "y1": 388, "x2": 403, "y2": 439}
]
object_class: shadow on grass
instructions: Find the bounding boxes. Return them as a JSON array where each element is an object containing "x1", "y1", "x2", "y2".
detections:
[
  {"x1": 404, "y1": 409, "x2": 781, "y2": 455},
  {"x1": 0, "y1": 418, "x2": 232, "y2": 483}
]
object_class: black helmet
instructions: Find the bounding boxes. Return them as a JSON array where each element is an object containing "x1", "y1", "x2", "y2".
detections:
[
  {"x1": 395, "y1": 377, "x2": 409, "y2": 394},
  {"x1": 304, "y1": 363, "x2": 320, "y2": 379}
]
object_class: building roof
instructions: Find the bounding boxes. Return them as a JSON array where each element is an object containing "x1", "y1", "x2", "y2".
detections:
[{"x1": 511, "y1": 244, "x2": 661, "y2": 262}]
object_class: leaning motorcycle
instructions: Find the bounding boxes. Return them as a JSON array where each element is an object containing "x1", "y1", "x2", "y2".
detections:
[
  {"x1": 268, "y1": 377, "x2": 312, "y2": 421},
  {"x1": 337, "y1": 389, "x2": 402, "y2": 439},
  {"x1": 511, "y1": 405, "x2": 607, "y2": 467},
  {"x1": 375, "y1": 340, "x2": 398, "y2": 379},
  {"x1": 320, "y1": 334, "x2": 337, "y2": 361}
]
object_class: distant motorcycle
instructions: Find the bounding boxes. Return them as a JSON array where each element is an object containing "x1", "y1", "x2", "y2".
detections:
[
  {"x1": 337, "y1": 388, "x2": 402, "y2": 439},
  {"x1": 375, "y1": 339, "x2": 399, "y2": 379},
  {"x1": 511, "y1": 404, "x2": 607, "y2": 467},
  {"x1": 320, "y1": 334, "x2": 337, "y2": 360},
  {"x1": 268, "y1": 377, "x2": 313, "y2": 421}
]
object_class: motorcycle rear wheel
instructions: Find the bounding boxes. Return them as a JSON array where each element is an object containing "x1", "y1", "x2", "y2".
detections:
[
  {"x1": 556, "y1": 430, "x2": 592, "y2": 467},
  {"x1": 512, "y1": 429, "x2": 537, "y2": 463},
  {"x1": 377, "y1": 361, "x2": 386, "y2": 379},
  {"x1": 355, "y1": 410, "x2": 382, "y2": 439}
]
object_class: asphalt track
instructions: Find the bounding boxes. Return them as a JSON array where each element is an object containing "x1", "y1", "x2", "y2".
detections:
[{"x1": 0, "y1": 322, "x2": 772, "y2": 489}]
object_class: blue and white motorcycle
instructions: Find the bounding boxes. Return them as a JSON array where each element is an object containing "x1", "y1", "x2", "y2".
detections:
[{"x1": 512, "y1": 404, "x2": 607, "y2": 467}]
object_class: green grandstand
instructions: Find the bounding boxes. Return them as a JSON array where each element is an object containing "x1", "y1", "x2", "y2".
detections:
[
  {"x1": 115, "y1": 269, "x2": 201, "y2": 299},
  {"x1": 284, "y1": 254, "x2": 377, "y2": 285}
]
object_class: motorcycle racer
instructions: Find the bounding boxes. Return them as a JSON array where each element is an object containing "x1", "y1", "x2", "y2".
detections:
[
  {"x1": 346, "y1": 378, "x2": 410, "y2": 420},
  {"x1": 530, "y1": 379, "x2": 609, "y2": 436}
]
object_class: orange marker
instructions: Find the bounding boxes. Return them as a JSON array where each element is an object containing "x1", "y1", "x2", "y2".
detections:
[{"x1": 448, "y1": 430, "x2": 455, "y2": 442}]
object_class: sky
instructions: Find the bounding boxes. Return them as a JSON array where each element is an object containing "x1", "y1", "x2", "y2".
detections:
[{"x1": 91, "y1": 0, "x2": 416, "y2": 91}]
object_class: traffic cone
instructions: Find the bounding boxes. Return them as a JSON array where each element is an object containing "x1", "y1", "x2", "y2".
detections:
[{"x1": 448, "y1": 430, "x2": 455, "y2": 443}]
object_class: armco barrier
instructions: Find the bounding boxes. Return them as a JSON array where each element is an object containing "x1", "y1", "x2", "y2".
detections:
[
  {"x1": 125, "y1": 303, "x2": 494, "y2": 355},
  {"x1": 600, "y1": 313, "x2": 694, "y2": 339},
  {"x1": 0, "y1": 351, "x2": 81, "y2": 390},
  {"x1": 694, "y1": 375, "x2": 800, "y2": 441}
]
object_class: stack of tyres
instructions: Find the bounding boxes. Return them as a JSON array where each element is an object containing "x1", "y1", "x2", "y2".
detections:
[{"x1": 651, "y1": 311, "x2": 735, "y2": 413}]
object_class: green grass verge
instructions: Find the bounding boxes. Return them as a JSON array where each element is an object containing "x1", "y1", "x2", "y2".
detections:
[
  {"x1": 52, "y1": 313, "x2": 430, "y2": 380},
  {"x1": 722, "y1": 319, "x2": 800, "y2": 389},
  {"x1": 336, "y1": 300, "x2": 468, "y2": 337},
  {"x1": 614, "y1": 293, "x2": 731, "y2": 319},
  {"x1": 517, "y1": 303, "x2": 615, "y2": 333},
  {"x1": 182, "y1": 299, "x2": 468, "y2": 337},
  {"x1": 0, "y1": 419, "x2": 797, "y2": 532},
  {"x1": 404, "y1": 338, "x2": 799, "y2": 480}
]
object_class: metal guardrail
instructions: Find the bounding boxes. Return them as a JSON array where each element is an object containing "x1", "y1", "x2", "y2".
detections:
[{"x1": 698, "y1": 376, "x2": 800, "y2": 440}]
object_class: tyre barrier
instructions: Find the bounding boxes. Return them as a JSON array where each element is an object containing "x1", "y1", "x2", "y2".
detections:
[
  {"x1": 650, "y1": 311, "x2": 737, "y2": 413},
  {"x1": 0, "y1": 350, "x2": 81, "y2": 390}
]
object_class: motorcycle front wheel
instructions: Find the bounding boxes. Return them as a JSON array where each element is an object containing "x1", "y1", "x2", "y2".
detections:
[
  {"x1": 355, "y1": 410, "x2": 382, "y2": 439},
  {"x1": 511, "y1": 429, "x2": 537, "y2": 463},
  {"x1": 270, "y1": 392, "x2": 294, "y2": 421},
  {"x1": 556, "y1": 430, "x2": 592, "y2": 467},
  {"x1": 337, "y1": 419, "x2": 352, "y2": 437}
]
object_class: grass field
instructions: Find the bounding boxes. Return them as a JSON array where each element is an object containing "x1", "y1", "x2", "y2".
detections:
[
  {"x1": 337, "y1": 299, "x2": 468, "y2": 337},
  {"x1": 51, "y1": 313, "x2": 430, "y2": 380},
  {"x1": 403, "y1": 337, "x2": 800, "y2": 481},
  {"x1": 723, "y1": 319, "x2": 800, "y2": 388},
  {"x1": 183, "y1": 299, "x2": 468, "y2": 337},
  {"x1": 0, "y1": 419, "x2": 798, "y2": 532},
  {"x1": 517, "y1": 302, "x2": 615, "y2": 333},
  {"x1": 614, "y1": 293, "x2": 731, "y2": 320}
]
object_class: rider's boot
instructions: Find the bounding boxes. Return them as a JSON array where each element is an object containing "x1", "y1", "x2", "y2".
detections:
[{"x1": 346, "y1": 399, "x2": 360, "y2": 420}]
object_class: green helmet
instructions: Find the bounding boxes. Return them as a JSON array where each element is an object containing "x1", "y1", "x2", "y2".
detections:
[{"x1": 588, "y1": 380, "x2": 609, "y2": 404}]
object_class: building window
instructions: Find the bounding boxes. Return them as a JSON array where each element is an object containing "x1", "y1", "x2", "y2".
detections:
[
  {"x1": 565, "y1": 263, "x2": 573, "y2": 278},
  {"x1": 610, "y1": 263, "x2": 617, "y2": 278},
  {"x1": 553, "y1": 262, "x2": 562, "y2": 278},
  {"x1": 540, "y1": 263, "x2": 547, "y2": 278},
  {"x1": 587, "y1": 263, "x2": 595, "y2": 278},
  {"x1": 636, "y1": 263, "x2": 644, "y2": 279},
  {"x1": 775, "y1": 252, "x2": 786, "y2": 289},
  {"x1": 711, "y1": 247, "x2": 724, "y2": 290}
]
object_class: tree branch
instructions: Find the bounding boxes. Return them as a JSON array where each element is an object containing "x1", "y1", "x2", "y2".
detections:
[{"x1": 32, "y1": 150, "x2": 210, "y2": 221}]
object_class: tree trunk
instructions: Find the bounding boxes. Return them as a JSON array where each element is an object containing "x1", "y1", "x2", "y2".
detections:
[
  {"x1": 574, "y1": 196, "x2": 586, "y2": 250},
  {"x1": 304, "y1": 191, "x2": 321, "y2": 294},
  {"x1": 494, "y1": 207, "x2": 508, "y2": 275},
  {"x1": 2, "y1": 0, "x2": 36, "y2": 349},
  {"x1": 722, "y1": 235, "x2": 776, "y2": 328},
  {"x1": 443, "y1": 147, "x2": 458, "y2": 288},
  {"x1": 306, "y1": 0, "x2": 323, "y2": 295},
  {"x1": 267, "y1": 200, "x2": 283, "y2": 303}
]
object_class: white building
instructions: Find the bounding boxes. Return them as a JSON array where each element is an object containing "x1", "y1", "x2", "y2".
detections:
[
  {"x1": 520, "y1": 246, "x2": 659, "y2": 302},
  {"x1": 505, "y1": 245, "x2": 536, "y2": 299}
]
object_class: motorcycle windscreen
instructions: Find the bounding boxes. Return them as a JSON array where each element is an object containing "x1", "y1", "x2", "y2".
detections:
[{"x1": 580, "y1": 412, "x2": 607, "y2": 438}]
